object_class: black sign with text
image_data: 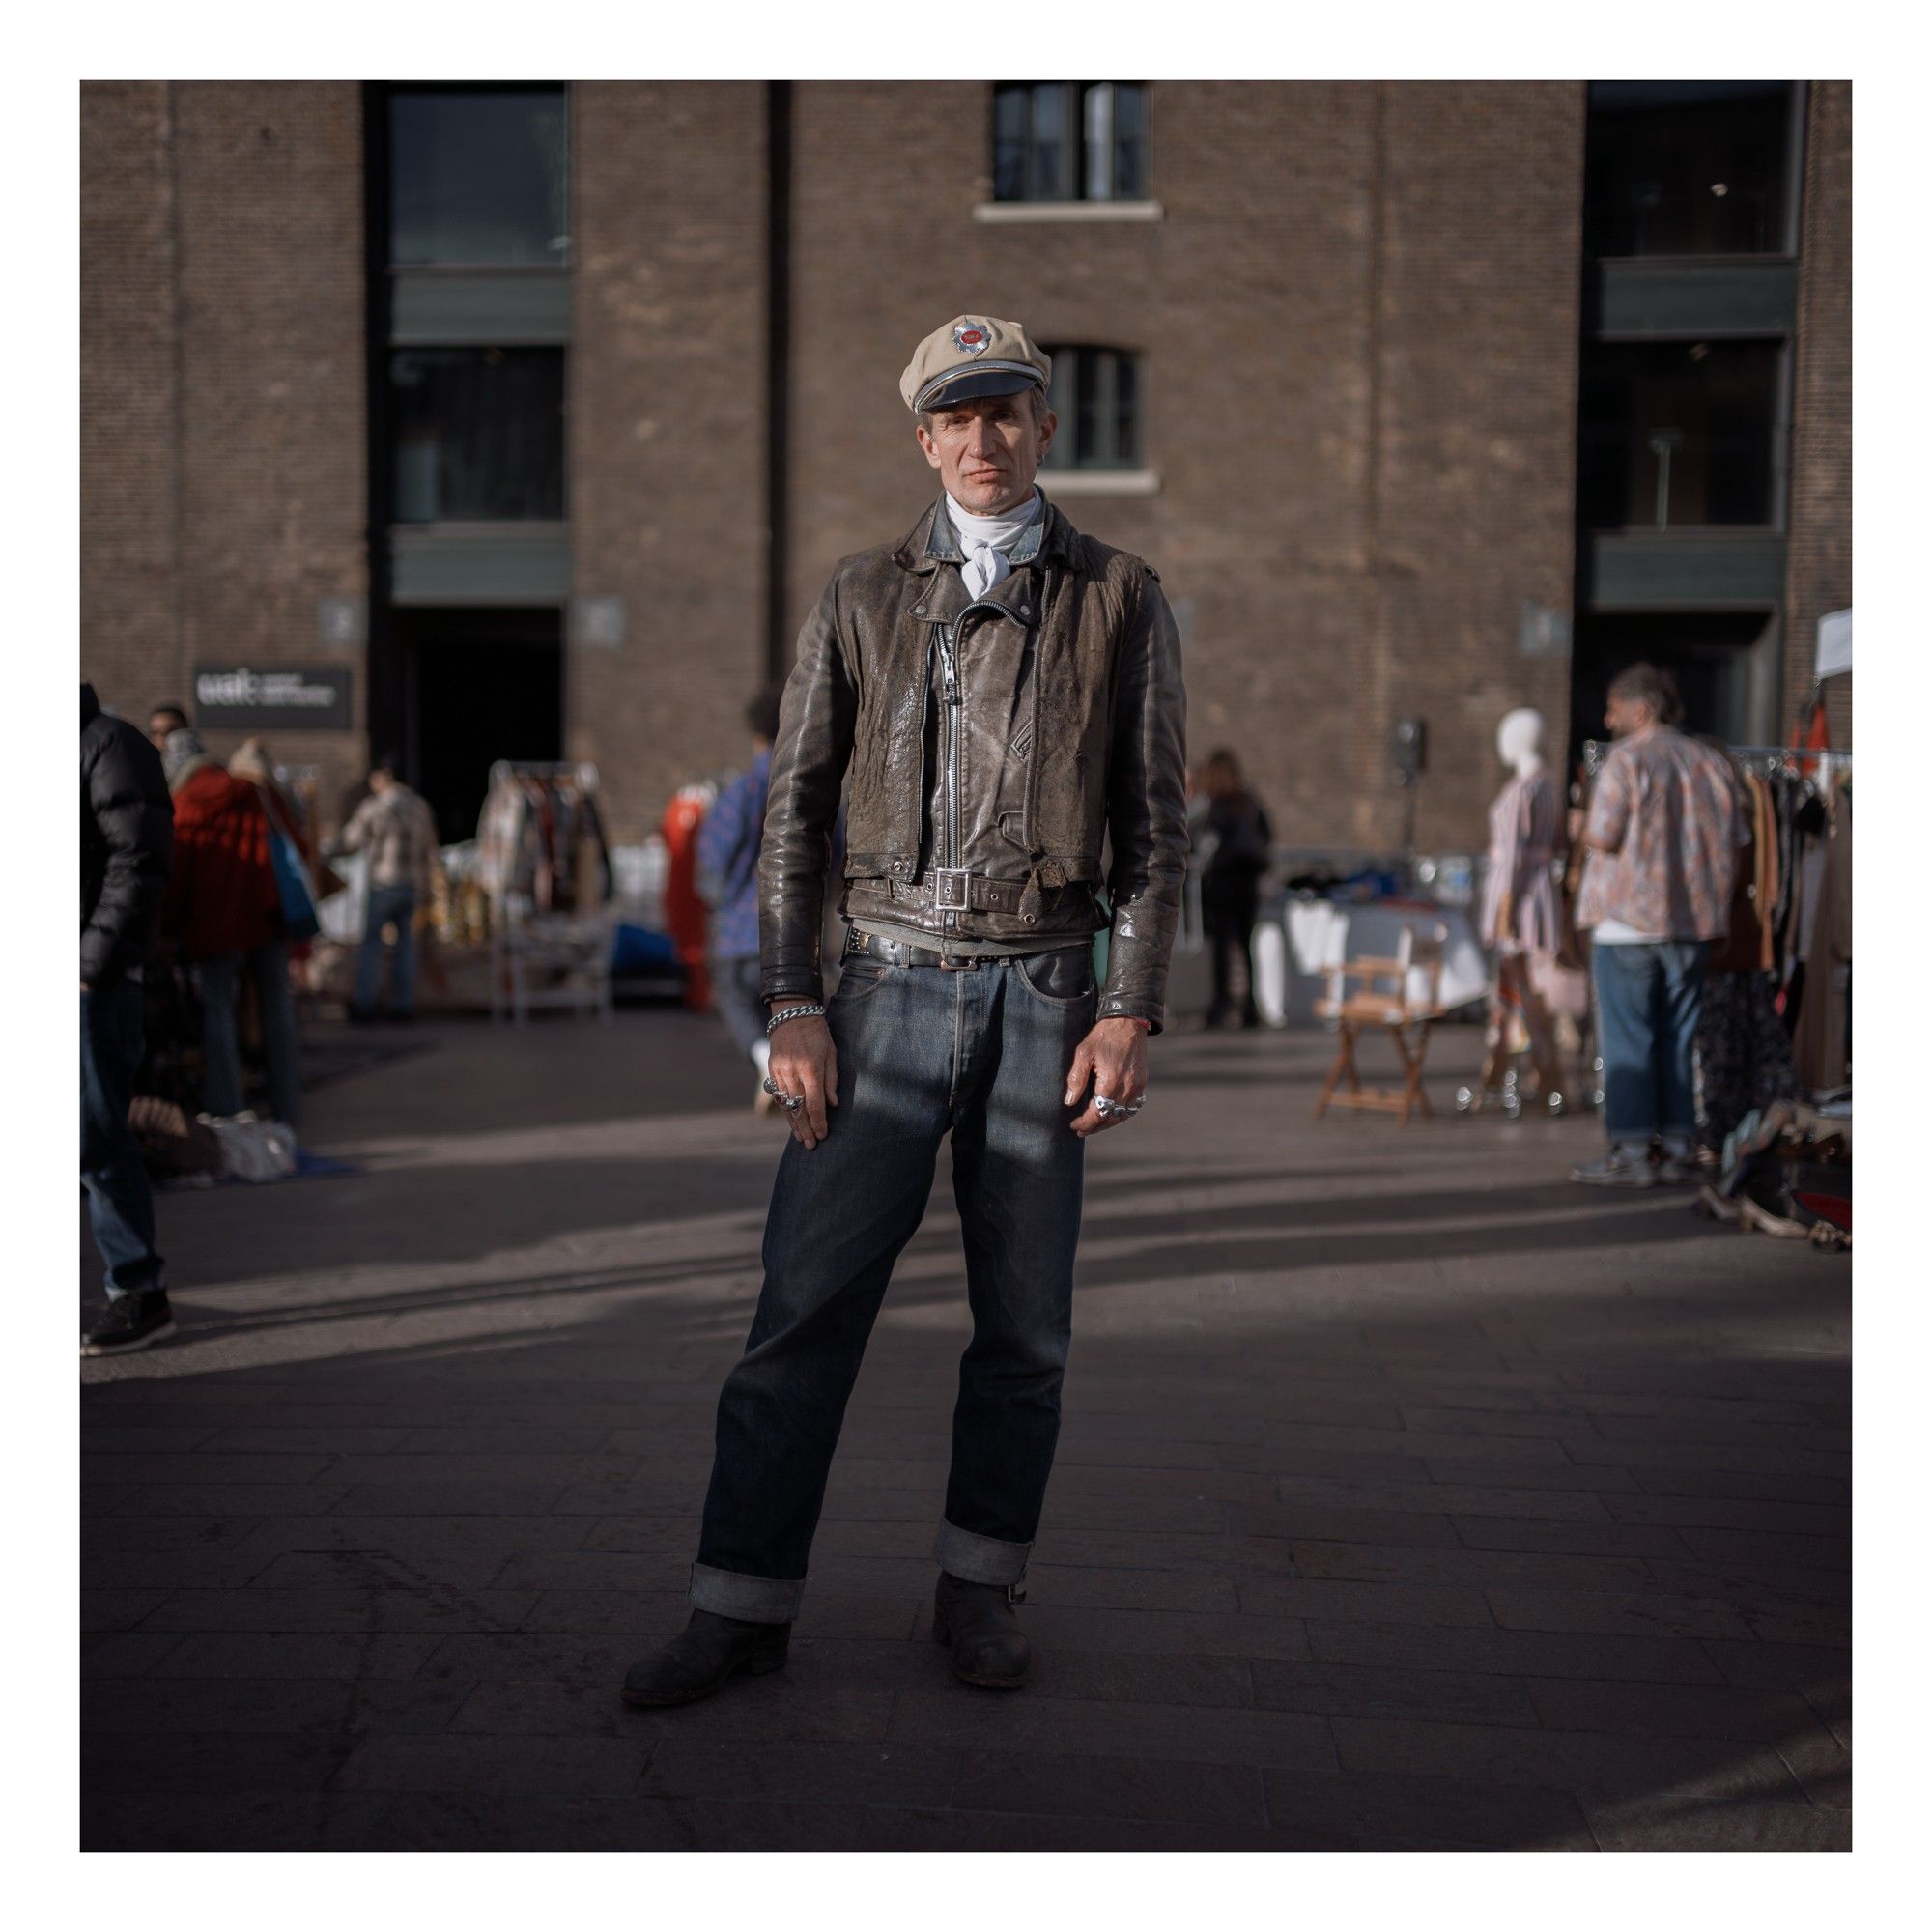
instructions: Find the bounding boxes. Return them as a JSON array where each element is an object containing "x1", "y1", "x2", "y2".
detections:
[{"x1": 193, "y1": 665, "x2": 353, "y2": 732}]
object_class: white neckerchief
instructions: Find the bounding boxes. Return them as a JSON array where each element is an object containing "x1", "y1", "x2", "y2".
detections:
[{"x1": 946, "y1": 491, "x2": 1041, "y2": 599}]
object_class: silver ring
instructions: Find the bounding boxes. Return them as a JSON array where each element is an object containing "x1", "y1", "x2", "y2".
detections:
[
  {"x1": 782, "y1": 1094, "x2": 805, "y2": 1113},
  {"x1": 761, "y1": 1075, "x2": 781, "y2": 1095}
]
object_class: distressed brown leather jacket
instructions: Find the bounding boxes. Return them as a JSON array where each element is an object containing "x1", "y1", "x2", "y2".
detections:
[{"x1": 759, "y1": 495, "x2": 1189, "y2": 1030}]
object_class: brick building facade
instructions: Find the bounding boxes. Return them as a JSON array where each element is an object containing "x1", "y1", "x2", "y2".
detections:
[{"x1": 79, "y1": 80, "x2": 1851, "y2": 852}]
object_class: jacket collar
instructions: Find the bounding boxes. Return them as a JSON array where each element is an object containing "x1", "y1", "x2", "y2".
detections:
[{"x1": 893, "y1": 491, "x2": 1081, "y2": 577}]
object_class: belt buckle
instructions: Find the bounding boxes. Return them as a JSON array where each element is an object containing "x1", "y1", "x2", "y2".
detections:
[{"x1": 931, "y1": 867, "x2": 972, "y2": 912}]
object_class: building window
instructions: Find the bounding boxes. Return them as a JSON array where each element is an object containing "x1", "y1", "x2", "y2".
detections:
[
  {"x1": 389, "y1": 86, "x2": 570, "y2": 268},
  {"x1": 389, "y1": 347, "x2": 565, "y2": 523},
  {"x1": 1583, "y1": 81, "x2": 1798, "y2": 258},
  {"x1": 1041, "y1": 346, "x2": 1144, "y2": 471},
  {"x1": 1576, "y1": 340, "x2": 1783, "y2": 530},
  {"x1": 993, "y1": 83, "x2": 1148, "y2": 202}
]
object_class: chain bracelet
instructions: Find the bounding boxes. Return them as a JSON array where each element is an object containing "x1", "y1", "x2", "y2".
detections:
[{"x1": 766, "y1": 1002, "x2": 827, "y2": 1035}]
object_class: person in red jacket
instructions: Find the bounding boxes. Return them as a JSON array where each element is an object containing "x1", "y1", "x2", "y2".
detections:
[{"x1": 158, "y1": 730, "x2": 302, "y2": 1126}]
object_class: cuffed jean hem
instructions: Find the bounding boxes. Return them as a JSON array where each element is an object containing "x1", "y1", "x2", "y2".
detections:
[
  {"x1": 935, "y1": 1520, "x2": 1033, "y2": 1587},
  {"x1": 689, "y1": 1561, "x2": 804, "y2": 1625}
]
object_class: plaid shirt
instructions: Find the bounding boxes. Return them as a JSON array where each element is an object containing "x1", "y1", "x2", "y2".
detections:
[
  {"x1": 1577, "y1": 725, "x2": 1741, "y2": 941},
  {"x1": 697, "y1": 751, "x2": 770, "y2": 960}
]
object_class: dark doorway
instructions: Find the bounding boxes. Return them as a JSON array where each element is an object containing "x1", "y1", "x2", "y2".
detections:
[
  {"x1": 1569, "y1": 611, "x2": 1774, "y2": 762},
  {"x1": 396, "y1": 607, "x2": 564, "y2": 842}
]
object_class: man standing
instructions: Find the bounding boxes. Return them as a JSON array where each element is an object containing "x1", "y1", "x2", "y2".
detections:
[
  {"x1": 1573, "y1": 663, "x2": 1741, "y2": 1187},
  {"x1": 623, "y1": 315, "x2": 1188, "y2": 1704},
  {"x1": 81, "y1": 685, "x2": 176, "y2": 1355},
  {"x1": 696, "y1": 686, "x2": 786, "y2": 1112},
  {"x1": 334, "y1": 759, "x2": 439, "y2": 1023}
]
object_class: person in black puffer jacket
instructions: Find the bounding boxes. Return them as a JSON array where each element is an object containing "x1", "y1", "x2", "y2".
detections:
[{"x1": 80, "y1": 683, "x2": 178, "y2": 1356}]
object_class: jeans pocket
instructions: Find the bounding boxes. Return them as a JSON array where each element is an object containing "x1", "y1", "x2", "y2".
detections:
[
  {"x1": 1015, "y1": 949, "x2": 1097, "y2": 1006},
  {"x1": 831, "y1": 957, "x2": 895, "y2": 1005}
]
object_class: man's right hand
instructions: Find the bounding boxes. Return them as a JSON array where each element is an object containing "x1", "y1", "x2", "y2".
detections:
[{"x1": 768, "y1": 1007, "x2": 839, "y2": 1150}]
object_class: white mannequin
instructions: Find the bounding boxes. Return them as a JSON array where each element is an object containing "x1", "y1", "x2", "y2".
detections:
[{"x1": 1496, "y1": 706, "x2": 1546, "y2": 780}]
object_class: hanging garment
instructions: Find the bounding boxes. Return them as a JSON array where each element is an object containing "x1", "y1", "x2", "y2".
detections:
[
  {"x1": 1696, "y1": 968, "x2": 1798, "y2": 1153},
  {"x1": 1791, "y1": 784, "x2": 1852, "y2": 1094}
]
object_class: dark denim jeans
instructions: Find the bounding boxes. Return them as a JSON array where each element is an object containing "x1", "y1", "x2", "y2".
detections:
[
  {"x1": 1592, "y1": 939, "x2": 1709, "y2": 1148},
  {"x1": 693, "y1": 943, "x2": 1096, "y2": 1622},
  {"x1": 201, "y1": 940, "x2": 301, "y2": 1125},
  {"x1": 82, "y1": 980, "x2": 166, "y2": 1301},
  {"x1": 355, "y1": 884, "x2": 417, "y2": 1017}
]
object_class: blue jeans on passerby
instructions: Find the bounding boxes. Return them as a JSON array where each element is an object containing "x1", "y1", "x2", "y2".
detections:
[
  {"x1": 82, "y1": 980, "x2": 166, "y2": 1301},
  {"x1": 200, "y1": 940, "x2": 301, "y2": 1125},
  {"x1": 355, "y1": 885, "x2": 417, "y2": 1017},
  {"x1": 1592, "y1": 940, "x2": 1709, "y2": 1151},
  {"x1": 710, "y1": 954, "x2": 768, "y2": 1061},
  {"x1": 692, "y1": 941, "x2": 1097, "y2": 1623}
]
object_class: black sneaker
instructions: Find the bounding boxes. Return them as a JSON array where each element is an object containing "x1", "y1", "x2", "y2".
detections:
[{"x1": 80, "y1": 1291, "x2": 176, "y2": 1357}]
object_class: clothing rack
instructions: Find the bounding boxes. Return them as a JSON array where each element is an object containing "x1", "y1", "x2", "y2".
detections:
[
  {"x1": 1581, "y1": 740, "x2": 1853, "y2": 781},
  {"x1": 481, "y1": 760, "x2": 613, "y2": 1025}
]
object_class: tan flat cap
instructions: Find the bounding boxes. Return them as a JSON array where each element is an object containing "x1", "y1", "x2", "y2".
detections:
[{"x1": 900, "y1": 315, "x2": 1052, "y2": 414}]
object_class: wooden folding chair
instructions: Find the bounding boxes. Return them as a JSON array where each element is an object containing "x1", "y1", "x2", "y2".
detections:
[{"x1": 1312, "y1": 921, "x2": 1449, "y2": 1124}]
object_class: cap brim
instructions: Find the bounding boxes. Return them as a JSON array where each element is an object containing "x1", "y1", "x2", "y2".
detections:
[{"x1": 917, "y1": 365, "x2": 1045, "y2": 412}]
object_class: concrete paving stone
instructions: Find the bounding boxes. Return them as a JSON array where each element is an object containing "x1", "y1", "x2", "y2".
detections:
[
  {"x1": 641, "y1": 1735, "x2": 960, "y2": 1808},
  {"x1": 1291, "y1": 1540, "x2": 1653, "y2": 1591},
  {"x1": 143, "y1": 1587, "x2": 542, "y2": 1634},
  {"x1": 82, "y1": 1789, "x2": 334, "y2": 1852},
  {"x1": 1306, "y1": 1620, "x2": 1725, "y2": 1685},
  {"x1": 150, "y1": 1631, "x2": 448, "y2": 1679},
  {"x1": 79, "y1": 1426, "x2": 223, "y2": 1453},
  {"x1": 1025, "y1": 1526, "x2": 1258, "y2": 1573},
  {"x1": 483, "y1": 1548, "x2": 693, "y2": 1593},
  {"x1": 1421, "y1": 1457, "x2": 1641, "y2": 1494},
  {"x1": 1226, "y1": 1502, "x2": 1465, "y2": 1548},
  {"x1": 1250, "y1": 1659, "x2": 1539, "y2": 1727},
  {"x1": 1450, "y1": 1515, "x2": 1694, "y2": 1560},
  {"x1": 855, "y1": 1804, "x2": 1335, "y2": 1852},
  {"x1": 246, "y1": 1549, "x2": 517, "y2": 1594},
  {"x1": 318, "y1": 1452, "x2": 645, "y2": 1486},
  {"x1": 81, "y1": 1486, "x2": 133, "y2": 1517},
  {"x1": 329, "y1": 1482, "x2": 571, "y2": 1516},
  {"x1": 1566, "y1": 1438, "x2": 1849, "y2": 1481},
  {"x1": 1699, "y1": 1637, "x2": 1851, "y2": 1699},
  {"x1": 952, "y1": 1748, "x2": 1268, "y2": 1829},
  {"x1": 83, "y1": 1403, "x2": 409, "y2": 1432},
  {"x1": 233, "y1": 1513, "x2": 592, "y2": 1561},
  {"x1": 1332, "y1": 1714, "x2": 1810, "y2": 1803},
  {"x1": 1394, "y1": 1406, "x2": 1605, "y2": 1445},
  {"x1": 1236, "y1": 1577, "x2": 1494, "y2": 1627},
  {"x1": 80, "y1": 1631, "x2": 190, "y2": 1677},
  {"x1": 1604, "y1": 1493, "x2": 1851, "y2": 1537},
  {"x1": 983, "y1": 1604, "x2": 1313, "y2": 1661},
  {"x1": 1630, "y1": 1468, "x2": 1851, "y2": 1506},
  {"x1": 1645, "y1": 1556, "x2": 1851, "y2": 1609},
  {"x1": 81, "y1": 1674, "x2": 470, "y2": 1736},
  {"x1": 887, "y1": 1687, "x2": 1335, "y2": 1771},
  {"x1": 196, "y1": 1426, "x2": 416, "y2": 1455},
  {"x1": 82, "y1": 1452, "x2": 337, "y2": 1487},
  {"x1": 1010, "y1": 1462, "x2": 1281, "y2": 1506},
  {"x1": 415, "y1": 1629, "x2": 664, "y2": 1689},
  {"x1": 578, "y1": 1514, "x2": 711, "y2": 1556},
  {"x1": 1269, "y1": 1477, "x2": 1613, "y2": 1521},
  {"x1": 82, "y1": 1588, "x2": 174, "y2": 1632},
  {"x1": 1778, "y1": 1727, "x2": 1851, "y2": 1808},
  {"x1": 1487, "y1": 1588, "x2": 1757, "y2": 1642},
  {"x1": 1578, "y1": 1792, "x2": 1850, "y2": 1852},
  {"x1": 1261, "y1": 1766, "x2": 1596, "y2": 1850},
  {"x1": 396, "y1": 1424, "x2": 632, "y2": 1454},
  {"x1": 82, "y1": 1548, "x2": 283, "y2": 1590},
  {"x1": 1562, "y1": 1390, "x2": 1831, "y2": 1427},
  {"x1": 83, "y1": 1515, "x2": 267, "y2": 1551},
  {"x1": 1210, "y1": 1446, "x2": 1434, "y2": 1484},
  {"x1": 1747, "y1": 1604, "x2": 1852, "y2": 1647},
  {"x1": 1526, "y1": 1679, "x2": 1827, "y2": 1742},
  {"x1": 1584, "y1": 1412, "x2": 1821, "y2": 1451},
  {"x1": 1021, "y1": 1563, "x2": 1243, "y2": 1614},
  {"x1": 1013, "y1": 1649, "x2": 1257, "y2": 1709},
  {"x1": 329, "y1": 1731, "x2": 649, "y2": 1797},
  {"x1": 517, "y1": 1586, "x2": 923, "y2": 1642},
  {"x1": 83, "y1": 1729, "x2": 352, "y2": 1794},
  {"x1": 107, "y1": 1484, "x2": 353, "y2": 1518},
  {"x1": 467, "y1": 1672, "x2": 897, "y2": 1744},
  {"x1": 316, "y1": 1790, "x2": 701, "y2": 1852},
  {"x1": 1264, "y1": 1422, "x2": 1584, "y2": 1465},
  {"x1": 1676, "y1": 1526, "x2": 1851, "y2": 1570}
]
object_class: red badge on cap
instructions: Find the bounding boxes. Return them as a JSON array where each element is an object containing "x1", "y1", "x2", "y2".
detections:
[{"x1": 952, "y1": 321, "x2": 991, "y2": 357}]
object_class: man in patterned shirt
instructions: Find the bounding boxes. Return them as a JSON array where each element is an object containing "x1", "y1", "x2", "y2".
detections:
[{"x1": 1573, "y1": 663, "x2": 1742, "y2": 1187}]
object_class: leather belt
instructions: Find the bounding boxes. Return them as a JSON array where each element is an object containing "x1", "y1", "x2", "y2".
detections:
[{"x1": 845, "y1": 928, "x2": 1041, "y2": 972}]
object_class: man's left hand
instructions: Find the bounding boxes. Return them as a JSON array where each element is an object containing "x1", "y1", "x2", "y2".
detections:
[{"x1": 1065, "y1": 1016, "x2": 1150, "y2": 1137}]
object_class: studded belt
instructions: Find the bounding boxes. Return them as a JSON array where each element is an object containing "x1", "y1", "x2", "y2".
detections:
[{"x1": 844, "y1": 928, "x2": 1051, "y2": 972}]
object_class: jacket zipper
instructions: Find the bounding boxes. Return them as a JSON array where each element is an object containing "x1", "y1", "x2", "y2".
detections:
[{"x1": 936, "y1": 619, "x2": 961, "y2": 929}]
